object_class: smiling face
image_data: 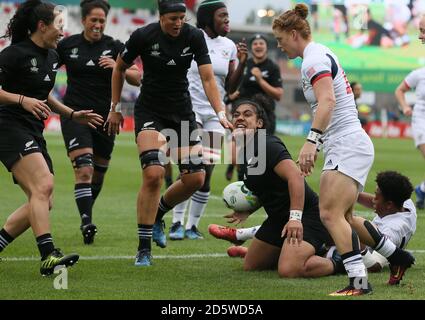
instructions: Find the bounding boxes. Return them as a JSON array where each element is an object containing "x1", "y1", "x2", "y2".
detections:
[
  {"x1": 419, "y1": 15, "x2": 425, "y2": 44},
  {"x1": 40, "y1": 12, "x2": 64, "y2": 49},
  {"x1": 82, "y1": 7, "x2": 106, "y2": 42},
  {"x1": 250, "y1": 38, "x2": 267, "y2": 60},
  {"x1": 232, "y1": 103, "x2": 264, "y2": 134},
  {"x1": 213, "y1": 7, "x2": 230, "y2": 36},
  {"x1": 160, "y1": 11, "x2": 186, "y2": 37}
]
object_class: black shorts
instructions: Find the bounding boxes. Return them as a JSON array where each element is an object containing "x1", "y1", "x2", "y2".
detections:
[
  {"x1": 255, "y1": 211, "x2": 333, "y2": 253},
  {"x1": 0, "y1": 128, "x2": 53, "y2": 176},
  {"x1": 60, "y1": 116, "x2": 115, "y2": 160},
  {"x1": 134, "y1": 106, "x2": 201, "y2": 148}
]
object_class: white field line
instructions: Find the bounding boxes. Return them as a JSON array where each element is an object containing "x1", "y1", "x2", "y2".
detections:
[
  {"x1": 2, "y1": 253, "x2": 228, "y2": 262},
  {"x1": 2, "y1": 251, "x2": 425, "y2": 262}
]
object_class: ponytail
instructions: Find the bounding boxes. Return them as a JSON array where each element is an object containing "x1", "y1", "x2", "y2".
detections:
[{"x1": 3, "y1": 0, "x2": 55, "y2": 44}]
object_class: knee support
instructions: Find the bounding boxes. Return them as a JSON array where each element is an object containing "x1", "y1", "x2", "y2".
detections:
[
  {"x1": 178, "y1": 153, "x2": 205, "y2": 175},
  {"x1": 72, "y1": 153, "x2": 93, "y2": 169},
  {"x1": 139, "y1": 149, "x2": 166, "y2": 169}
]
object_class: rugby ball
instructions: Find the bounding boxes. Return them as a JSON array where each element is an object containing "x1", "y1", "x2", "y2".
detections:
[{"x1": 222, "y1": 181, "x2": 259, "y2": 211}]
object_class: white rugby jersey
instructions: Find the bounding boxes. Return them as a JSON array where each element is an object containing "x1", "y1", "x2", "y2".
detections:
[
  {"x1": 301, "y1": 42, "x2": 361, "y2": 140},
  {"x1": 187, "y1": 30, "x2": 237, "y2": 112},
  {"x1": 404, "y1": 67, "x2": 425, "y2": 116},
  {"x1": 372, "y1": 199, "x2": 417, "y2": 249}
]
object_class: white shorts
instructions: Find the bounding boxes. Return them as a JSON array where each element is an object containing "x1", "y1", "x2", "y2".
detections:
[
  {"x1": 323, "y1": 130, "x2": 374, "y2": 190},
  {"x1": 195, "y1": 109, "x2": 225, "y2": 135},
  {"x1": 411, "y1": 114, "x2": 425, "y2": 147}
]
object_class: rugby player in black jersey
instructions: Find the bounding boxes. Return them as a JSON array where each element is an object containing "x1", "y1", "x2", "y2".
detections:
[
  {"x1": 106, "y1": 0, "x2": 232, "y2": 266},
  {"x1": 56, "y1": 0, "x2": 140, "y2": 245},
  {"x1": 0, "y1": 0, "x2": 103, "y2": 275}
]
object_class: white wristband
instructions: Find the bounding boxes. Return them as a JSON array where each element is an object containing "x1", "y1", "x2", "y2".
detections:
[
  {"x1": 306, "y1": 129, "x2": 322, "y2": 145},
  {"x1": 289, "y1": 210, "x2": 303, "y2": 221},
  {"x1": 110, "y1": 102, "x2": 122, "y2": 113},
  {"x1": 218, "y1": 110, "x2": 226, "y2": 121}
]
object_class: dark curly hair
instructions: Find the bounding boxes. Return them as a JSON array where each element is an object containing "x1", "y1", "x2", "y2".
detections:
[
  {"x1": 3, "y1": 0, "x2": 55, "y2": 44},
  {"x1": 376, "y1": 171, "x2": 413, "y2": 208},
  {"x1": 80, "y1": 0, "x2": 110, "y2": 18}
]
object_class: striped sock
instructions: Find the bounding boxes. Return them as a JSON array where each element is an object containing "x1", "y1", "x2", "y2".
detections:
[
  {"x1": 341, "y1": 250, "x2": 367, "y2": 279},
  {"x1": 186, "y1": 191, "x2": 210, "y2": 229},
  {"x1": 156, "y1": 196, "x2": 173, "y2": 222},
  {"x1": 138, "y1": 224, "x2": 153, "y2": 251},
  {"x1": 36, "y1": 233, "x2": 55, "y2": 259},
  {"x1": 0, "y1": 228, "x2": 14, "y2": 252},
  {"x1": 75, "y1": 183, "x2": 93, "y2": 225},
  {"x1": 374, "y1": 235, "x2": 396, "y2": 258}
]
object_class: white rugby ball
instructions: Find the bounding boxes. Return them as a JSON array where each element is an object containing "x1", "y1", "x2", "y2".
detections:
[{"x1": 222, "y1": 181, "x2": 259, "y2": 211}]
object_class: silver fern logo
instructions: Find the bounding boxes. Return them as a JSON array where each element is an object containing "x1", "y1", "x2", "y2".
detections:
[{"x1": 30, "y1": 58, "x2": 38, "y2": 73}]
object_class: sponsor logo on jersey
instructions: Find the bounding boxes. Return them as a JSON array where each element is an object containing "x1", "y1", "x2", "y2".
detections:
[
  {"x1": 167, "y1": 59, "x2": 176, "y2": 66},
  {"x1": 121, "y1": 48, "x2": 128, "y2": 57},
  {"x1": 70, "y1": 48, "x2": 79, "y2": 59},
  {"x1": 150, "y1": 44, "x2": 160, "y2": 57},
  {"x1": 43, "y1": 74, "x2": 51, "y2": 82},
  {"x1": 30, "y1": 58, "x2": 39, "y2": 73},
  {"x1": 221, "y1": 50, "x2": 230, "y2": 58},
  {"x1": 326, "y1": 159, "x2": 333, "y2": 167},
  {"x1": 52, "y1": 63, "x2": 58, "y2": 72},
  {"x1": 102, "y1": 49, "x2": 112, "y2": 56},
  {"x1": 86, "y1": 60, "x2": 95, "y2": 66},
  {"x1": 181, "y1": 46, "x2": 192, "y2": 56}
]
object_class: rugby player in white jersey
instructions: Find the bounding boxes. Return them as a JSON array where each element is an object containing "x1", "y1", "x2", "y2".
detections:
[
  {"x1": 169, "y1": 0, "x2": 248, "y2": 240},
  {"x1": 271, "y1": 4, "x2": 414, "y2": 295},
  {"x1": 395, "y1": 15, "x2": 425, "y2": 209}
]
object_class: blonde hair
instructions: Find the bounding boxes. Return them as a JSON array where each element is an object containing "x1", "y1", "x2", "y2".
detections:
[{"x1": 272, "y1": 3, "x2": 311, "y2": 40}]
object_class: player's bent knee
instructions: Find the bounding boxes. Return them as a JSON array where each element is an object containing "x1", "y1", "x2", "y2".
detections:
[{"x1": 278, "y1": 264, "x2": 302, "y2": 278}]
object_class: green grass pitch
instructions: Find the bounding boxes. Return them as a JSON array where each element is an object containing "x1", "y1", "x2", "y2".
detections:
[{"x1": 1, "y1": 133, "x2": 424, "y2": 300}]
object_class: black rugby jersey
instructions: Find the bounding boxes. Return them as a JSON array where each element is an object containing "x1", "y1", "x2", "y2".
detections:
[
  {"x1": 0, "y1": 38, "x2": 58, "y2": 137},
  {"x1": 57, "y1": 33, "x2": 124, "y2": 116},
  {"x1": 121, "y1": 22, "x2": 211, "y2": 116},
  {"x1": 242, "y1": 134, "x2": 319, "y2": 219},
  {"x1": 239, "y1": 58, "x2": 282, "y2": 104}
]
